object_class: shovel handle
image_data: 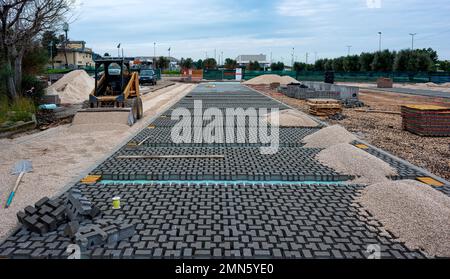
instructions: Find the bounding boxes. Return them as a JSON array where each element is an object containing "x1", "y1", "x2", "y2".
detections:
[
  {"x1": 5, "y1": 172, "x2": 25, "y2": 209},
  {"x1": 5, "y1": 192, "x2": 15, "y2": 209}
]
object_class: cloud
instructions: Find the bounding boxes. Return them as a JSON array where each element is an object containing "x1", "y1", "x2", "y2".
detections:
[{"x1": 277, "y1": 0, "x2": 339, "y2": 17}]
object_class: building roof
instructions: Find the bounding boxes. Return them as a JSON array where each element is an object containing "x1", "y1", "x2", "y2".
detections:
[{"x1": 236, "y1": 54, "x2": 268, "y2": 63}]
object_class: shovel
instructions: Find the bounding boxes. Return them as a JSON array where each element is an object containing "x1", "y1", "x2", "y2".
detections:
[{"x1": 5, "y1": 160, "x2": 33, "y2": 209}]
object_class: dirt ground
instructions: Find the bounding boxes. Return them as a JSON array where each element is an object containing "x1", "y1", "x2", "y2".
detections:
[
  {"x1": 337, "y1": 82, "x2": 450, "y2": 94},
  {"x1": 249, "y1": 85, "x2": 450, "y2": 182},
  {"x1": 0, "y1": 83, "x2": 196, "y2": 241}
]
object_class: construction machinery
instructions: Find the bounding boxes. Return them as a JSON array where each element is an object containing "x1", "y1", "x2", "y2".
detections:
[{"x1": 79, "y1": 59, "x2": 144, "y2": 125}]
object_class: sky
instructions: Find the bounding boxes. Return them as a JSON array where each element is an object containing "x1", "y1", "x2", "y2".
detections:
[{"x1": 68, "y1": 0, "x2": 450, "y2": 63}]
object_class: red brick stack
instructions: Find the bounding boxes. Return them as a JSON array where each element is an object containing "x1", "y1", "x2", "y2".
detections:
[{"x1": 401, "y1": 105, "x2": 450, "y2": 136}]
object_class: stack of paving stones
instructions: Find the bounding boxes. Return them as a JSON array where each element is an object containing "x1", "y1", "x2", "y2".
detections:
[
  {"x1": 0, "y1": 189, "x2": 135, "y2": 258},
  {"x1": 0, "y1": 83, "x2": 435, "y2": 259}
]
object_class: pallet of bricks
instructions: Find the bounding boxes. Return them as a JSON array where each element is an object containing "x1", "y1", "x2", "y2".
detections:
[
  {"x1": 401, "y1": 105, "x2": 450, "y2": 136},
  {"x1": 307, "y1": 99, "x2": 342, "y2": 116}
]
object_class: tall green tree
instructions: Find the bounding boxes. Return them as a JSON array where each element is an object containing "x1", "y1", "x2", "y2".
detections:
[
  {"x1": 156, "y1": 56, "x2": 170, "y2": 69},
  {"x1": 203, "y1": 58, "x2": 217, "y2": 69},
  {"x1": 0, "y1": 0, "x2": 73, "y2": 99},
  {"x1": 314, "y1": 59, "x2": 327, "y2": 71},
  {"x1": 332, "y1": 57, "x2": 345, "y2": 72},
  {"x1": 359, "y1": 52, "x2": 374, "y2": 72},
  {"x1": 195, "y1": 59, "x2": 203, "y2": 69},
  {"x1": 371, "y1": 50, "x2": 396, "y2": 72},
  {"x1": 180, "y1": 58, "x2": 194, "y2": 69},
  {"x1": 224, "y1": 58, "x2": 237, "y2": 69},
  {"x1": 343, "y1": 55, "x2": 360, "y2": 72},
  {"x1": 246, "y1": 61, "x2": 261, "y2": 71},
  {"x1": 270, "y1": 62, "x2": 285, "y2": 71}
]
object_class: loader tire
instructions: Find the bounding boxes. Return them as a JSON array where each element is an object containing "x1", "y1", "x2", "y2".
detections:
[
  {"x1": 131, "y1": 99, "x2": 139, "y2": 122},
  {"x1": 136, "y1": 97, "x2": 143, "y2": 120}
]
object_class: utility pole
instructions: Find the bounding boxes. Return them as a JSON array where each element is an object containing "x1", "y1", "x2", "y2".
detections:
[
  {"x1": 346, "y1": 45, "x2": 352, "y2": 56},
  {"x1": 270, "y1": 52, "x2": 273, "y2": 64},
  {"x1": 306, "y1": 53, "x2": 309, "y2": 64},
  {"x1": 214, "y1": 49, "x2": 217, "y2": 62},
  {"x1": 314, "y1": 52, "x2": 318, "y2": 64},
  {"x1": 378, "y1": 32, "x2": 382, "y2": 52},
  {"x1": 153, "y1": 42, "x2": 156, "y2": 69},
  {"x1": 291, "y1": 48, "x2": 295, "y2": 67},
  {"x1": 221, "y1": 51, "x2": 223, "y2": 66},
  {"x1": 409, "y1": 33, "x2": 417, "y2": 50},
  {"x1": 117, "y1": 43, "x2": 121, "y2": 58}
]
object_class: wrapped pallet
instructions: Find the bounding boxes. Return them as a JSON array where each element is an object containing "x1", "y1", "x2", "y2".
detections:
[{"x1": 401, "y1": 105, "x2": 450, "y2": 136}]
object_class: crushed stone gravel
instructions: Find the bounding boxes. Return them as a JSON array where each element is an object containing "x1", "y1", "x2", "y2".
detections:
[{"x1": 358, "y1": 180, "x2": 450, "y2": 258}]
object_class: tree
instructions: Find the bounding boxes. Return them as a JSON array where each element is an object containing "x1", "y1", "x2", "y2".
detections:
[
  {"x1": 438, "y1": 60, "x2": 450, "y2": 72},
  {"x1": 41, "y1": 31, "x2": 60, "y2": 59},
  {"x1": 314, "y1": 59, "x2": 327, "y2": 71},
  {"x1": 371, "y1": 50, "x2": 395, "y2": 72},
  {"x1": 270, "y1": 62, "x2": 284, "y2": 71},
  {"x1": 180, "y1": 57, "x2": 194, "y2": 69},
  {"x1": 195, "y1": 59, "x2": 203, "y2": 70},
  {"x1": 324, "y1": 59, "x2": 333, "y2": 71},
  {"x1": 359, "y1": 52, "x2": 374, "y2": 72},
  {"x1": 203, "y1": 58, "x2": 217, "y2": 69},
  {"x1": 393, "y1": 50, "x2": 411, "y2": 72},
  {"x1": 0, "y1": 0, "x2": 73, "y2": 99},
  {"x1": 332, "y1": 57, "x2": 345, "y2": 72},
  {"x1": 343, "y1": 55, "x2": 360, "y2": 72},
  {"x1": 246, "y1": 61, "x2": 261, "y2": 71},
  {"x1": 224, "y1": 58, "x2": 237, "y2": 69},
  {"x1": 156, "y1": 56, "x2": 170, "y2": 70}
]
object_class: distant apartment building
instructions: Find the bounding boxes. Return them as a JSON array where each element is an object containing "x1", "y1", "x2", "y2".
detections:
[
  {"x1": 53, "y1": 41, "x2": 94, "y2": 68},
  {"x1": 236, "y1": 54, "x2": 270, "y2": 68}
]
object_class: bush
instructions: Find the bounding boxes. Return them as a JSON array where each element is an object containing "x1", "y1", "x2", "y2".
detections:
[
  {"x1": 21, "y1": 75, "x2": 46, "y2": 104},
  {"x1": 0, "y1": 97, "x2": 35, "y2": 125}
]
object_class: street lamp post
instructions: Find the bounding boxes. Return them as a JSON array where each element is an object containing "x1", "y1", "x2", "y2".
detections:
[
  {"x1": 378, "y1": 32, "x2": 382, "y2": 52},
  {"x1": 48, "y1": 41, "x2": 54, "y2": 69},
  {"x1": 153, "y1": 42, "x2": 156, "y2": 69},
  {"x1": 409, "y1": 33, "x2": 417, "y2": 50},
  {"x1": 346, "y1": 45, "x2": 352, "y2": 56},
  {"x1": 62, "y1": 22, "x2": 69, "y2": 68}
]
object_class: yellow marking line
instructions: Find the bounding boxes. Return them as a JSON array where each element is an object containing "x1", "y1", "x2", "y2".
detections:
[{"x1": 416, "y1": 177, "x2": 444, "y2": 187}]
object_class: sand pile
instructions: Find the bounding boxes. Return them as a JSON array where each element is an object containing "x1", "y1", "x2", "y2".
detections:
[
  {"x1": 280, "y1": 76, "x2": 299, "y2": 85},
  {"x1": 265, "y1": 109, "x2": 319, "y2": 127},
  {"x1": 46, "y1": 70, "x2": 94, "y2": 104},
  {"x1": 316, "y1": 143, "x2": 397, "y2": 184},
  {"x1": 244, "y1": 74, "x2": 299, "y2": 86},
  {"x1": 302, "y1": 125, "x2": 357, "y2": 148},
  {"x1": 358, "y1": 180, "x2": 450, "y2": 257}
]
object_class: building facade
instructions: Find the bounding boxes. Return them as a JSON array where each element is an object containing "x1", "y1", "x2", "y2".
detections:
[
  {"x1": 236, "y1": 54, "x2": 270, "y2": 68},
  {"x1": 53, "y1": 41, "x2": 94, "y2": 68}
]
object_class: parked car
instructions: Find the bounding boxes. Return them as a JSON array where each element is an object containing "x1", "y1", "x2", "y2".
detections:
[{"x1": 139, "y1": 69, "x2": 157, "y2": 85}]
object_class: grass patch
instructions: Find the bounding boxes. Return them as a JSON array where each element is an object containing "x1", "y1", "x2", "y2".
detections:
[{"x1": 0, "y1": 96, "x2": 35, "y2": 126}]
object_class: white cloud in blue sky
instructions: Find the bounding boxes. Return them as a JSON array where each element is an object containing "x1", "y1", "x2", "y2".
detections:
[{"x1": 68, "y1": 0, "x2": 450, "y2": 62}]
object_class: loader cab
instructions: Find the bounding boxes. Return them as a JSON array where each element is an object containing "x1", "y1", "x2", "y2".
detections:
[{"x1": 94, "y1": 59, "x2": 131, "y2": 97}]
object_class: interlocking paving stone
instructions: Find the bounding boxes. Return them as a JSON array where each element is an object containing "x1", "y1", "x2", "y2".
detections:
[
  {"x1": 0, "y1": 83, "x2": 444, "y2": 259},
  {"x1": 128, "y1": 127, "x2": 320, "y2": 147},
  {"x1": 0, "y1": 183, "x2": 426, "y2": 259},
  {"x1": 91, "y1": 146, "x2": 350, "y2": 182}
]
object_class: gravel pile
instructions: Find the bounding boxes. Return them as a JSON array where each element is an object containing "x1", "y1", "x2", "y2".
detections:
[
  {"x1": 243, "y1": 75, "x2": 299, "y2": 86},
  {"x1": 358, "y1": 180, "x2": 450, "y2": 258},
  {"x1": 302, "y1": 125, "x2": 358, "y2": 148},
  {"x1": 264, "y1": 109, "x2": 319, "y2": 127},
  {"x1": 46, "y1": 70, "x2": 94, "y2": 104},
  {"x1": 316, "y1": 143, "x2": 397, "y2": 184}
]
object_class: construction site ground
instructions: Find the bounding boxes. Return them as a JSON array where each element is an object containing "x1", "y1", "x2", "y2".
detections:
[
  {"x1": 1, "y1": 82, "x2": 448, "y2": 259},
  {"x1": 0, "y1": 83, "x2": 196, "y2": 241},
  {"x1": 252, "y1": 85, "x2": 450, "y2": 181}
]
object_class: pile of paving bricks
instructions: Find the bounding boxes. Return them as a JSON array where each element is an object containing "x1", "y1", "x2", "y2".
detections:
[
  {"x1": 16, "y1": 189, "x2": 135, "y2": 255},
  {"x1": 282, "y1": 82, "x2": 364, "y2": 108},
  {"x1": 401, "y1": 105, "x2": 450, "y2": 137}
]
